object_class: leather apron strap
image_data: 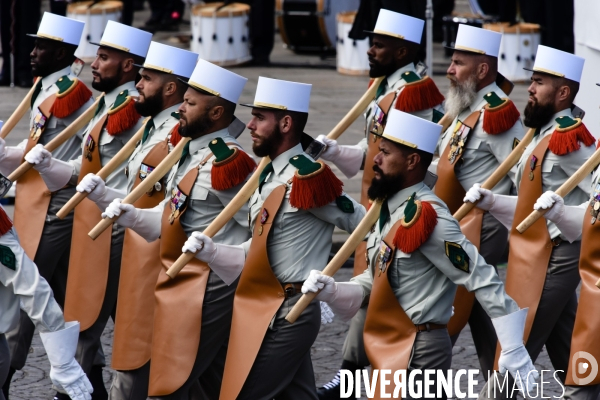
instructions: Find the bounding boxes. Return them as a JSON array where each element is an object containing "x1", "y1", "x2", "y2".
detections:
[
  {"x1": 364, "y1": 220, "x2": 418, "y2": 400},
  {"x1": 220, "y1": 184, "x2": 289, "y2": 400}
]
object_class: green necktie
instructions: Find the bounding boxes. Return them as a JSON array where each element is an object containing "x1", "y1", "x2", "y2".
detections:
[
  {"x1": 375, "y1": 78, "x2": 387, "y2": 100},
  {"x1": 30, "y1": 79, "x2": 43, "y2": 108},
  {"x1": 533, "y1": 127, "x2": 541, "y2": 137},
  {"x1": 378, "y1": 199, "x2": 390, "y2": 233},
  {"x1": 142, "y1": 118, "x2": 154, "y2": 144},
  {"x1": 177, "y1": 141, "x2": 191, "y2": 169},
  {"x1": 94, "y1": 95, "x2": 106, "y2": 118},
  {"x1": 258, "y1": 162, "x2": 274, "y2": 193}
]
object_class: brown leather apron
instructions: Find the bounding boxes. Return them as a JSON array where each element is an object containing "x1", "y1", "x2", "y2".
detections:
[
  {"x1": 64, "y1": 115, "x2": 114, "y2": 330},
  {"x1": 354, "y1": 92, "x2": 397, "y2": 276},
  {"x1": 434, "y1": 111, "x2": 484, "y2": 336},
  {"x1": 363, "y1": 220, "x2": 418, "y2": 400},
  {"x1": 148, "y1": 155, "x2": 215, "y2": 396},
  {"x1": 219, "y1": 184, "x2": 289, "y2": 400},
  {"x1": 495, "y1": 135, "x2": 553, "y2": 366},
  {"x1": 111, "y1": 138, "x2": 169, "y2": 371},
  {"x1": 13, "y1": 95, "x2": 56, "y2": 259},
  {"x1": 565, "y1": 202, "x2": 600, "y2": 386}
]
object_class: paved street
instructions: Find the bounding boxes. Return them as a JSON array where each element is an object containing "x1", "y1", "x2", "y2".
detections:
[{"x1": 1, "y1": 1, "x2": 569, "y2": 399}]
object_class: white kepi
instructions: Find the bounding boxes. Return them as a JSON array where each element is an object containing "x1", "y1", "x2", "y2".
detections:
[
  {"x1": 380, "y1": 109, "x2": 441, "y2": 154},
  {"x1": 366, "y1": 9, "x2": 424, "y2": 44},
  {"x1": 528, "y1": 45, "x2": 585, "y2": 82},
  {"x1": 184, "y1": 59, "x2": 248, "y2": 104},
  {"x1": 27, "y1": 12, "x2": 85, "y2": 46},
  {"x1": 449, "y1": 24, "x2": 502, "y2": 58},
  {"x1": 138, "y1": 42, "x2": 198, "y2": 79},
  {"x1": 89, "y1": 20, "x2": 152, "y2": 58},
  {"x1": 241, "y1": 77, "x2": 312, "y2": 113}
]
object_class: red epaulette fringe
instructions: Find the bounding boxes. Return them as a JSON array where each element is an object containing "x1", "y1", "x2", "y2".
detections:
[
  {"x1": 290, "y1": 163, "x2": 343, "y2": 210},
  {"x1": 107, "y1": 98, "x2": 141, "y2": 135},
  {"x1": 394, "y1": 201, "x2": 437, "y2": 254},
  {"x1": 482, "y1": 99, "x2": 520, "y2": 135},
  {"x1": 549, "y1": 122, "x2": 595, "y2": 156},
  {"x1": 211, "y1": 148, "x2": 256, "y2": 190},
  {"x1": 50, "y1": 80, "x2": 93, "y2": 119},
  {"x1": 170, "y1": 124, "x2": 182, "y2": 146},
  {"x1": 395, "y1": 76, "x2": 445, "y2": 113}
]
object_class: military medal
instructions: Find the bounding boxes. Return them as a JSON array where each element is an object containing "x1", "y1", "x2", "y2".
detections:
[
  {"x1": 84, "y1": 135, "x2": 95, "y2": 161},
  {"x1": 30, "y1": 109, "x2": 48, "y2": 141},
  {"x1": 368, "y1": 104, "x2": 386, "y2": 138},
  {"x1": 529, "y1": 155, "x2": 538, "y2": 181},
  {"x1": 447, "y1": 121, "x2": 470, "y2": 165},
  {"x1": 377, "y1": 241, "x2": 392, "y2": 276},
  {"x1": 168, "y1": 186, "x2": 187, "y2": 224},
  {"x1": 589, "y1": 182, "x2": 600, "y2": 225},
  {"x1": 258, "y1": 208, "x2": 268, "y2": 235}
]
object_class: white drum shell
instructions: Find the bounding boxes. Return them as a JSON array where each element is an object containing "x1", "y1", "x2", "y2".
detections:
[
  {"x1": 67, "y1": 4, "x2": 122, "y2": 62},
  {"x1": 336, "y1": 13, "x2": 369, "y2": 76},
  {"x1": 487, "y1": 23, "x2": 541, "y2": 82}
]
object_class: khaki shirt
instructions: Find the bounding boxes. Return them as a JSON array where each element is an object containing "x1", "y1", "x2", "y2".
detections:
[
  {"x1": 352, "y1": 182, "x2": 518, "y2": 324},
  {"x1": 0, "y1": 225, "x2": 65, "y2": 333},
  {"x1": 515, "y1": 108, "x2": 594, "y2": 240},
  {"x1": 28, "y1": 66, "x2": 95, "y2": 162},
  {"x1": 242, "y1": 144, "x2": 366, "y2": 283},
  {"x1": 69, "y1": 81, "x2": 145, "y2": 191},
  {"x1": 434, "y1": 82, "x2": 525, "y2": 195}
]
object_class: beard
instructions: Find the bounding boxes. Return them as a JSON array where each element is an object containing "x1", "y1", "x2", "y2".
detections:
[
  {"x1": 369, "y1": 59, "x2": 399, "y2": 79},
  {"x1": 444, "y1": 73, "x2": 478, "y2": 120},
  {"x1": 252, "y1": 124, "x2": 284, "y2": 158},
  {"x1": 134, "y1": 90, "x2": 164, "y2": 117},
  {"x1": 367, "y1": 165, "x2": 405, "y2": 202},
  {"x1": 91, "y1": 70, "x2": 122, "y2": 93},
  {"x1": 523, "y1": 98, "x2": 555, "y2": 128},
  {"x1": 178, "y1": 111, "x2": 214, "y2": 138}
]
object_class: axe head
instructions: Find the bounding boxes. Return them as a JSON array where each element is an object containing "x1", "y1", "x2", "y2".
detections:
[{"x1": 0, "y1": 174, "x2": 13, "y2": 199}]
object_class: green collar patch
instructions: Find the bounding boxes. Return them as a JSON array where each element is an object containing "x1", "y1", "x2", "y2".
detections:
[
  {"x1": 289, "y1": 154, "x2": 321, "y2": 176},
  {"x1": 111, "y1": 89, "x2": 130, "y2": 111},
  {"x1": 445, "y1": 241, "x2": 470, "y2": 273},
  {"x1": 404, "y1": 192, "x2": 418, "y2": 224},
  {"x1": 484, "y1": 92, "x2": 505, "y2": 108},
  {"x1": 336, "y1": 195, "x2": 354, "y2": 213},
  {"x1": 171, "y1": 111, "x2": 181, "y2": 120},
  {"x1": 0, "y1": 244, "x2": 16, "y2": 271},
  {"x1": 555, "y1": 115, "x2": 578, "y2": 129},
  {"x1": 402, "y1": 70, "x2": 422, "y2": 84},
  {"x1": 55, "y1": 75, "x2": 75, "y2": 95},
  {"x1": 208, "y1": 137, "x2": 235, "y2": 162}
]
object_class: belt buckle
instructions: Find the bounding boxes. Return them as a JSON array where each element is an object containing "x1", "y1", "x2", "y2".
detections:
[
  {"x1": 284, "y1": 284, "x2": 296, "y2": 298},
  {"x1": 552, "y1": 237, "x2": 563, "y2": 247}
]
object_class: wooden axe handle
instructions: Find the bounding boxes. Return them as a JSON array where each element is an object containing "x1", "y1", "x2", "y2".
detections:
[
  {"x1": 285, "y1": 201, "x2": 382, "y2": 324},
  {"x1": 7, "y1": 94, "x2": 104, "y2": 182},
  {"x1": 1, "y1": 77, "x2": 41, "y2": 139},
  {"x1": 56, "y1": 119, "x2": 149, "y2": 219},
  {"x1": 454, "y1": 127, "x2": 536, "y2": 222},
  {"x1": 516, "y1": 145, "x2": 600, "y2": 233},
  {"x1": 88, "y1": 137, "x2": 191, "y2": 240}
]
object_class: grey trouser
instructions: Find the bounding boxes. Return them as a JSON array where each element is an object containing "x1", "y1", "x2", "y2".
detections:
[
  {"x1": 148, "y1": 272, "x2": 238, "y2": 400},
  {"x1": 75, "y1": 225, "x2": 125, "y2": 374},
  {"x1": 109, "y1": 362, "x2": 150, "y2": 400},
  {"x1": 236, "y1": 294, "x2": 321, "y2": 400},
  {"x1": 342, "y1": 305, "x2": 369, "y2": 367},
  {"x1": 5, "y1": 188, "x2": 75, "y2": 370},
  {"x1": 480, "y1": 240, "x2": 599, "y2": 399},
  {"x1": 451, "y1": 212, "x2": 507, "y2": 378},
  {"x1": 0, "y1": 334, "x2": 8, "y2": 400}
]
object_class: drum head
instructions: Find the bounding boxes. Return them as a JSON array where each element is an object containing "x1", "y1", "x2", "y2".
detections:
[
  {"x1": 192, "y1": 2, "x2": 250, "y2": 18},
  {"x1": 67, "y1": 0, "x2": 122, "y2": 14}
]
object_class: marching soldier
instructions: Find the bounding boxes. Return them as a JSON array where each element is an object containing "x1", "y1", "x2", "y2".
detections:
[
  {"x1": 466, "y1": 45, "x2": 596, "y2": 398},
  {"x1": 303, "y1": 109, "x2": 538, "y2": 399},
  {"x1": 314, "y1": 10, "x2": 445, "y2": 397},
  {"x1": 75, "y1": 42, "x2": 198, "y2": 400},
  {"x1": 1, "y1": 12, "x2": 95, "y2": 396},
  {"x1": 100, "y1": 59, "x2": 254, "y2": 399},
  {"x1": 0, "y1": 205, "x2": 93, "y2": 400},
  {"x1": 434, "y1": 23, "x2": 525, "y2": 378},
  {"x1": 182, "y1": 76, "x2": 365, "y2": 399},
  {"x1": 24, "y1": 21, "x2": 152, "y2": 398}
]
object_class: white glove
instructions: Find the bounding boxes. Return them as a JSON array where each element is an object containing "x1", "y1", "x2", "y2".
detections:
[
  {"x1": 25, "y1": 144, "x2": 73, "y2": 191},
  {"x1": 39, "y1": 321, "x2": 93, "y2": 400},
  {"x1": 182, "y1": 232, "x2": 245, "y2": 285},
  {"x1": 102, "y1": 198, "x2": 139, "y2": 228},
  {"x1": 492, "y1": 308, "x2": 538, "y2": 394},
  {"x1": 0, "y1": 137, "x2": 25, "y2": 176},
  {"x1": 301, "y1": 270, "x2": 363, "y2": 321},
  {"x1": 76, "y1": 173, "x2": 125, "y2": 210},
  {"x1": 464, "y1": 183, "x2": 495, "y2": 211},
  {"x1": 315, "y1": 135, "x2": 364, "y2": 179},
  {"x1": 533, "y1": 191, "x2": 564, "y2": 223},
  {"x1": 320, "y1": 301, "x2": 334, "y2": 324},
  {"x1": 534, "y1": 191, "x2": 586, "y2": 242}
]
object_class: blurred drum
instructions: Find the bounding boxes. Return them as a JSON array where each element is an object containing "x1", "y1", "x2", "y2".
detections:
[
  {"x1": 67, "y1": 1, "x2": 123, "y2": 62},
  {"x1": 191, "y1": 2, "x2": 251, "y2": 66},
  {"x1": 485, "y1": 22, "x2": 541, "y2": 82},
  {"x1": 336, "y1": 11, "x2": 369, "y2": 76},
  {"x1": 276, "y1": 0, "x2": 360, "y2": 53},
  {"x1": 442, "y1": 14, "x2": 496, "y2": 57}
]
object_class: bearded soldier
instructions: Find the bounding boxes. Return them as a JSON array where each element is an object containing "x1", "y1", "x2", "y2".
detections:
[
  {"x1": 433, "y1": 23, "x2": 525, "y2": 378},
  {"x1": 1, "y1": 13, "x2": 95, "y2": 396},
  {"x1": 304, "y1": 109, "x2": 537, "y2": 400},
  {"x1": 314, "y1": 10, "x2": 445, "y2": 397},
  {"x1": 100, "y1": 59, "x2": 254, "y2": 399},
  {"x1": 74, "y1": 42, "x2": 198, "y2": 400},
  {"x1": 467, "y1": 46, "x2": 596, "y2": 399},
  {"x1": 23, "y1": 21, "x2": 152, "y2": 398}
]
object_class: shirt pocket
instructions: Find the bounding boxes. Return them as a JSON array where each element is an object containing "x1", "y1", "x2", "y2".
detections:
[
  {"x1": 99, "y1": 131, "x2": 117, "y2": 146},
  {"x1": 541, "y1": 158, "x2": 557, "y2": 173}
]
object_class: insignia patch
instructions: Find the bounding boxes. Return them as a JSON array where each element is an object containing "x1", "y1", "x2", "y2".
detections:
[
  {"x1": 512, "y1": 138, "x2": 520, "y2": 150},
  {"x1": 0, "y1": 245, "x2": 16, "y2": 271},
  {"x1": 139, "y1": 163, "x2": 155, "y2": 181},
  {"x1": 168, "y1": 186, "x2": 188, "y2": 224},
  {"x1": 445, "y1": 241, "x2": 470, "y2": 273},
  {"x1": 31, "y1": 108, "x2": 48, "y2": 140},
  {"x1": 369, "y1": 103, "x2": 386, "y2": 137},
  {"x1": 336, "y1": 195, "x2": 354, "y2": 213},
  {"x1": 377, "y1": 240, "x2": 393, "y2": 276}
]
